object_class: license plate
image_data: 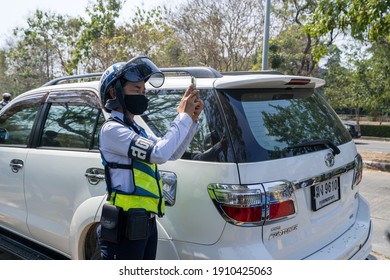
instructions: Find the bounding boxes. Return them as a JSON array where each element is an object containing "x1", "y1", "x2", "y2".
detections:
[{"x1": 311, "y1": 177, "x2": 340, "y2": 211}]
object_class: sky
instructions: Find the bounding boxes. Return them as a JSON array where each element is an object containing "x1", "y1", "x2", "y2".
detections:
[{"x1": 0, "y1": 0, "x2": 176, "y2": 44}]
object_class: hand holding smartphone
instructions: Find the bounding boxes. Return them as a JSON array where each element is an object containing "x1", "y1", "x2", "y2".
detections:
[{"x1": 191, "y1": 76, "x2": 197, "y2": 89}]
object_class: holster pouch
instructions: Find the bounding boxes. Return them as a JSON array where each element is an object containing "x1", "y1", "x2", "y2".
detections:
[
  {"x1": 100, "y1": 203, "x2": 123, "y2": 243},
  {"x1": 125, "y1": 208, "x2": 149, "y2": 240}
]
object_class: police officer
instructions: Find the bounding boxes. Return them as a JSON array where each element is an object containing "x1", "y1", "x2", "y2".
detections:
[
  {"x1": 97, "y1": 56, "x2": 203, "y2": 260},
  {"x1": 0, "y1": 93, "x2": 11, "y2": 110}
]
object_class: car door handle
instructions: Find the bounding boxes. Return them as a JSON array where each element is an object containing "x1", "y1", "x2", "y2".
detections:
[
  {"x1": 10, "y1": 159, "x2": 24, "y2": 173},
  {"x1": 85, "y1": 168, "x2": 105, "y2": 185}
]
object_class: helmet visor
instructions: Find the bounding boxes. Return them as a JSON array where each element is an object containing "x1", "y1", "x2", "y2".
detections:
[{"x1": 117, "y1": 56, "x2": 165, "y2": 88}]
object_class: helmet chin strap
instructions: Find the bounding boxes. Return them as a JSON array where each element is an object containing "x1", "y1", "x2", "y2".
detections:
[{"x1": 114, "y1": 79, "x2": 140, "y2": 134}]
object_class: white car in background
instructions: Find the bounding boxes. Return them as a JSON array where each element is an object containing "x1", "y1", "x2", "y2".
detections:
[{"x1": 0, "y1": 67, "x2": 372, "y2": 259}]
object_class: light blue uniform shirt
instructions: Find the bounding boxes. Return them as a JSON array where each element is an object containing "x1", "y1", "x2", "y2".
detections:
[{"x1": 99, "y1": 110, "x2": 198, "y2": 194}]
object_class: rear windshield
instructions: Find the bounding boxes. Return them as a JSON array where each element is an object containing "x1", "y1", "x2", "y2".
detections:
[{"x1": 218, "y1": 88, "x2": 351, "y2": 163}]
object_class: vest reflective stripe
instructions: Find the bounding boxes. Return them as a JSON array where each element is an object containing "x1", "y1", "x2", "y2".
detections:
[
  {"x1": 109, "y1": 193, "x2": 165, "y2": 215},
  {"x1": 109, "y1": 160, "x2": 165, "y2": 217},
  {"x1": 132, "y1": 160, "x2": 161, "y2": 198}
]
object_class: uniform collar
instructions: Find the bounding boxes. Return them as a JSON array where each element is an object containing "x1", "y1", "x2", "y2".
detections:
[
  {"x1": 110, "y1": 110, "x2": 126, "y2": 122},
  {"x1": 110, "y1": 110, "x2": 146, "y2": 137}
]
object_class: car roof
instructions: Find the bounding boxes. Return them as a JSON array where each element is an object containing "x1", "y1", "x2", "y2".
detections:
[
  {"x1": 12, "y1": 81, "x2": 100, "y2": 101},
  {"x1": 15, "y1": 69, "x2": 325, "y2": 101}
]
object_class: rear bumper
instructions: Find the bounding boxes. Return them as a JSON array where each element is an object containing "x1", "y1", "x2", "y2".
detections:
[
  {"x1": 304, "y1": 195, "x2": 372, "y2": 260},
  {"x1": 159, "y1": 196, "x2": 372, "y2": 260}
]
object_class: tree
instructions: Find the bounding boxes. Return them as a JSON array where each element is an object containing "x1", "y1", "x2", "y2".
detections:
[
  {"x1": 69, "y1": 0, "x2": 123, "y2": 73},
  {"x1": 320, "y1": 45, "x2": 354, "y2": 111},
  {"x1": 168, "y1": 0, "x2": 264, "y2": 71},
  {"x1": 362, "y1": 42, "x2": 390, "y2": 123},
  {"x1": 306, "y1": 0, "x2": 390, "y2": 60},
  {"x1": 69, "y1": 1, "x2": 176, "y2": 71},
  {"x1": 304, "y1": 0, "x2": 390, "y2": 122},
  {"x1": 251, "y1": 0, "x2": 323, "y2": 75},
  {"x1": 6, "y1": 10, "x2": 82, "y2": 93},
  {"x1": 122, "y1": 6, "x2": 179, "y2": 67},
  {"x1": 267, "y1": 25, "x2": 317, "y2": 75},
  {"x1": 0, "y1": 50, "x2": 13, "y2": 94}
]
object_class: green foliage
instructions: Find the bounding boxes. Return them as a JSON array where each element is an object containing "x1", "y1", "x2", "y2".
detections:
[
  {"x1": 124, "y1": 6, "x2": 177, "y2": 66},
  {"x1": 255, "y1": 0, "x2": 322, "y2": 75},
  {"x1": 306, "y1": 0, "x2": 390, "y2": 60},
  {"x1": 170, "y1": 0, "x2": 264, "y2": 71},
  {"x1": 68, "y1": 0, "x2": 123, "y2": 73},
  {"x1": 5, "y1": 10, "x2": 82, "y2": 93},
  {"x1": 321, "y1": 47, "x2": 352, "y2": 110},
  {"x1": 266, "y1": 26, "x2": 318, "y2": 75},
  {"x1": 365, "y1": 42, "x2": 390, "y2": 117},
  {"x1": 0, "y1": 50, "x2": 13, "y2": 94},
  {"x1": 360, "y1": 124, "x2": 390, "y2": 137},
  {"x1": 321, "y1": 39, "x2": 390, "y2": 122}
]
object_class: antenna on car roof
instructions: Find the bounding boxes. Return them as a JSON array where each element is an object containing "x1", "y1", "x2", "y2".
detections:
[{"x1": 41, "y1": 73, "x2": 103, "y2": 87}]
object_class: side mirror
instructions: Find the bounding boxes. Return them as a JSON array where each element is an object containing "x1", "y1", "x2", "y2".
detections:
[{"x1": 160, "y1": 171, "x2": 177, "y2": 206}]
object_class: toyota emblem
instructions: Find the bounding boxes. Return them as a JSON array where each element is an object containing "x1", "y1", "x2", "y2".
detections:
[{"x1": 324, "y1": 152, "x2": 335, "y2": 167}]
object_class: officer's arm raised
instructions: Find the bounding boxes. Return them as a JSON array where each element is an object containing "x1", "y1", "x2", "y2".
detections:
[{"x1": 177, "y1": 85, "x2": 198, "y2": 118}]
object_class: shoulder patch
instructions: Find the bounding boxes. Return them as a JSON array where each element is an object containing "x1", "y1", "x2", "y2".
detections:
[{"x1": 128, "y1": 134, "x2": 154, "y2": 161}]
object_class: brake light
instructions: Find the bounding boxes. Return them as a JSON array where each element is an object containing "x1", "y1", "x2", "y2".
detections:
[
  {"x1": 208, "y1": 181, "x2": 296, "y2": 226},
  {"x1": 285, "y1": 78, "x2": 311, "y2": 85},
  {"x1": 269, "y1": 200, "x2": 295, "y2": 220},
  {"x1": 221, "y1": 205, "x2": 262, "y2": 223}
]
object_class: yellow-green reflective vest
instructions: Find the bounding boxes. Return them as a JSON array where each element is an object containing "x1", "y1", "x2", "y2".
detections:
[
  {"x1": 107, "y1": 159, "x2": 165, "y2": 217},
  {"x1": 100, "y1": 117, "x2": 165, "y2": 217}
]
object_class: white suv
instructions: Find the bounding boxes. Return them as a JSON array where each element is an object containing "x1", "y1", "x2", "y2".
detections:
[{"x1": 0, "y1": 67, "x2": 372, "y2": 259}]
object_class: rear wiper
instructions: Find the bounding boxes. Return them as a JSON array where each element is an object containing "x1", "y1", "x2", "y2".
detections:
[{"x1": 287, "y1": 139, "x2": 340, "y2": 156}]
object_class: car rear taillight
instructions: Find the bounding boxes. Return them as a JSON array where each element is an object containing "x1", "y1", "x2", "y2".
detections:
[
  {"x1": 221, "y1": 205, "x2": 263, "y2": 223},
  {"x1": 208, "y1": 181, "x2": 296, "y2": 226},
  {"x1": 264, "y1": 181, "x2": 296, "y2": 222},
  {"x1": 352, "y1": 154, "x2": 363, "y2": 188},
  {"x1": 269, "y1": 201, "x2": 295, "y2": 220}
]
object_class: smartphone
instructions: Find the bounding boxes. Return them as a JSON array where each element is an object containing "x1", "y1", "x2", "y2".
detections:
[{"x1": 191, "y1": 76, "x2": 197, "y2": 89}]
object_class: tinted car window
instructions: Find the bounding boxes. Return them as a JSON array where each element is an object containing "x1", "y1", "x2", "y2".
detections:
[
  {"x1": 39, "y1": 90, "x2": 104, "y2": 150},
  {"x1": 144, "y1": 88, "x2": 232, "y2": 162},
  {"x1": 218, "y1": 88, "x2": 351, "y2": 163},
  {"x1": 0, "y1": 94, "x2": 43, "y2": 146}
]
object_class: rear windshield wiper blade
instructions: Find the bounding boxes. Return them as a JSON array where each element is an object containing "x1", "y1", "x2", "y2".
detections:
[{"x1": 287, "y1": 139, "x2": 340, "y2": 155}]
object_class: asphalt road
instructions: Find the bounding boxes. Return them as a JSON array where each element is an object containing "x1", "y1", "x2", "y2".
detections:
[
  {"x1": 359, "y1": 169, "x2": 390, "y2": 260},
  {"x1": 355, "y1": 138, "x2": 390, "y2": 153}
]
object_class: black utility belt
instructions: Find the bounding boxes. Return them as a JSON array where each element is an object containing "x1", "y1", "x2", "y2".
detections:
[{"x1": 100, "y1": 204, "x2": 154, "y2": 243}]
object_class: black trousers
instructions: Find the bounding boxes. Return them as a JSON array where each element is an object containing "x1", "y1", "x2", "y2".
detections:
[{"x1": 97, "y1": 217, "x2": 157, "y2": 260}]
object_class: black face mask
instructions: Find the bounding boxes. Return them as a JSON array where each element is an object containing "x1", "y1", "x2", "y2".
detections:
[{"x1": 124, "y1": 95, "x2": 149, "y2": 115}]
